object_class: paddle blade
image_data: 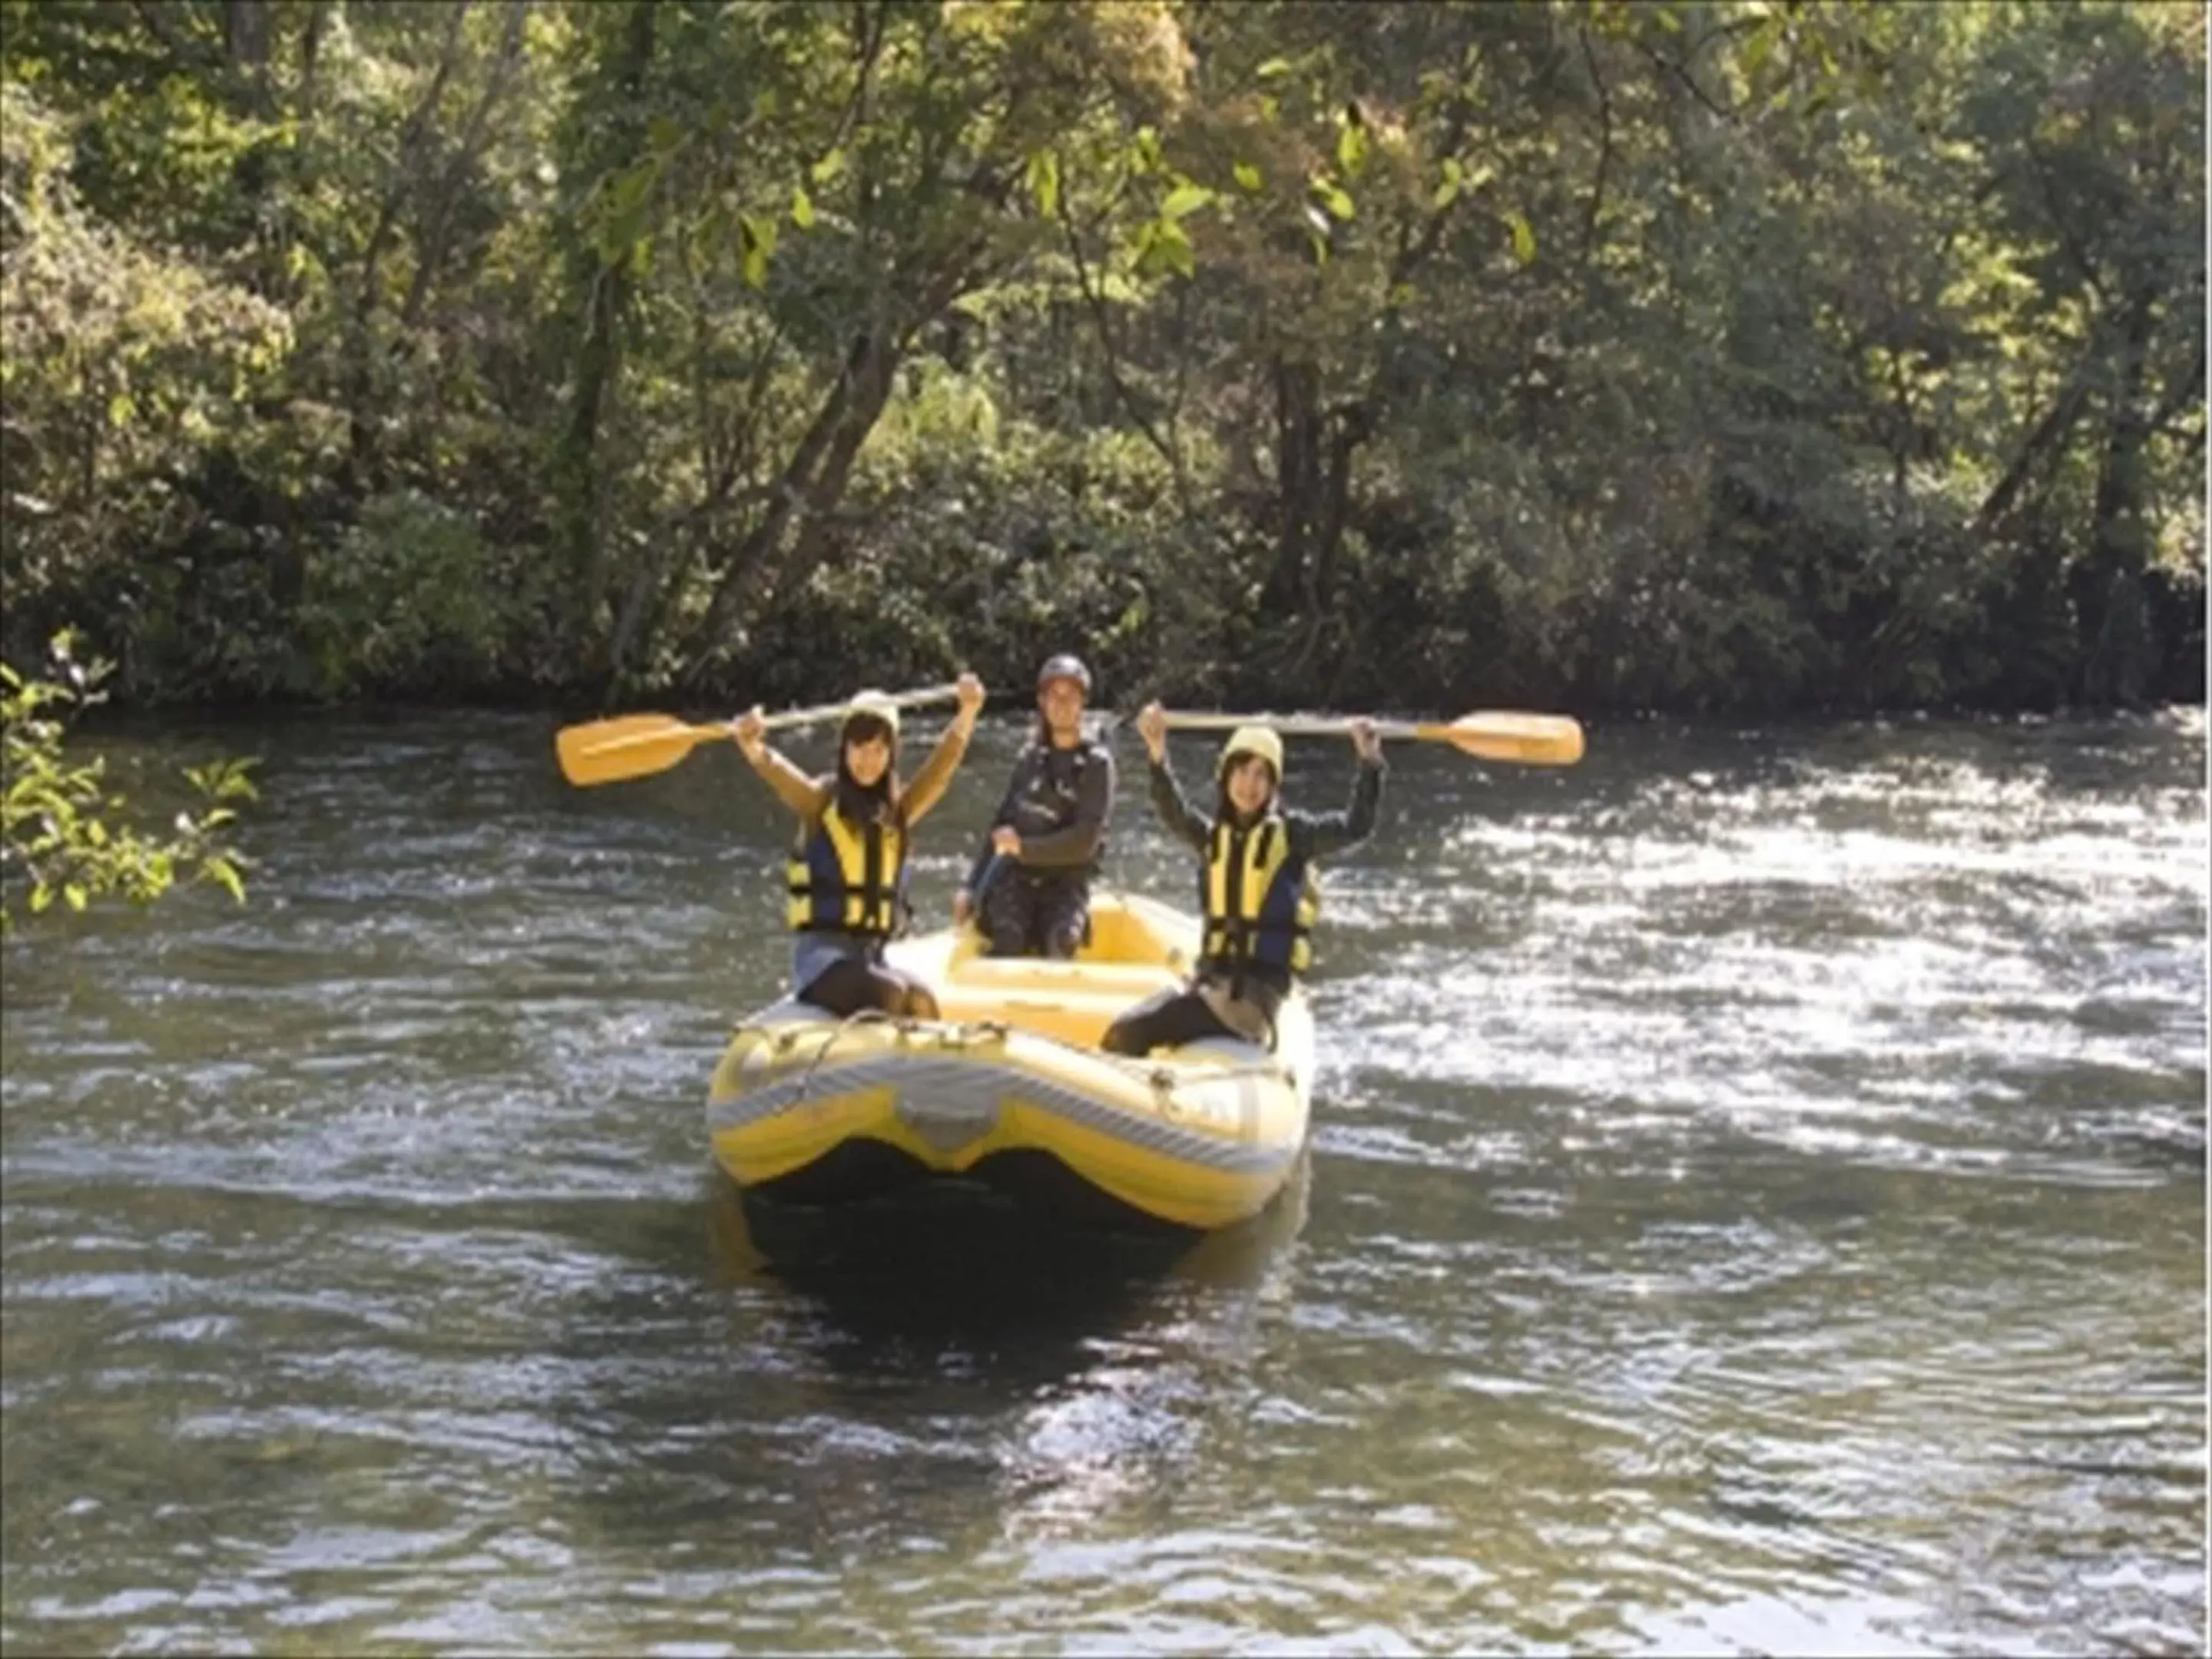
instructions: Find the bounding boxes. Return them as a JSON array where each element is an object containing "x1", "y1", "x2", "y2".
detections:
[
  {"x1": 1419, "y1": 713, "x2": 1584, "y2": 766},
  {"x1": 556, "y1": 714, "x2": 724, "y2": 786}
]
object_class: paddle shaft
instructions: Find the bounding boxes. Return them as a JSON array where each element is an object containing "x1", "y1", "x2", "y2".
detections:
[
  {"x1": 759, "y1": 682, "x2": 962, "y2": 733},
  {"x1": 1156, "y1": 707, "x2": 1584, "y2": 765},
  {"x1": 583, "y1": 683, "x2": 963, "y2": 756},
  {"x1": 1161, "y1": 713, "x2": 1426, "y2": 740},
  {"x1": 555, "y1": 682, "x2": 967, "y2": 786}
]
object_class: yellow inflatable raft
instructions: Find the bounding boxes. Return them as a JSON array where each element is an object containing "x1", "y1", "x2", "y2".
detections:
[{"x1": 705, "y1": 892, "x2": 1313, "y2": 1230}]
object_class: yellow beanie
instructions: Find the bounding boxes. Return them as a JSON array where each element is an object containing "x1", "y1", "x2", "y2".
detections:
[
  {"x1": 1217, "y1": 724, "x2": 1283, "y2": 780},
  {"x1": 843, "y1": 688, "x2": 901, "y2": 742}
]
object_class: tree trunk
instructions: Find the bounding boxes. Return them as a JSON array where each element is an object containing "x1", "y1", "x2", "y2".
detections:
[
  {"x1": 555, "y1": 0, "x2": 657, "y2": 674},
  {"x1": 1259, "y1": 356, "x2": 1320, "y2": 614},
  {"x1": 399, "y1": 0, "x2": 532, "y2": 333},
  {"x1": 677, "y1": 330, "x2": 877, "y2": 677},
  {"x1": 344, "y1": 0, "x2": 474, "y2": 490},
  {"x1": 558, "y1": 263, "x2": 632, "y2": 665},
  {"x1": 2073, "y1": 296, "x2": 2161, "y2": 707},
  {"x1": 746, "y1": 333, "x2": 904, "y2": 620},
  {"x1": 1259, "y1": 358, "x2": 1367, "y2": 629},
  {"x1": 1309, "y1": 402, "x2": 1367, "y2": 613},
  {"x1": 224, "y1": 0, "x2": 270, "y2": 111},
  {"x1": 675, "y1": 241, "x2": 992, "y2": 688},
  {"x1": 1975, "y1": 377, "x2": 2088, "y2": 535}
]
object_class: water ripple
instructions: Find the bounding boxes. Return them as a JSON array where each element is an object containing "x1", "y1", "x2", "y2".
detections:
[{"x1": 2, "y1": 709, "x2": 2202, "y2": 1656}]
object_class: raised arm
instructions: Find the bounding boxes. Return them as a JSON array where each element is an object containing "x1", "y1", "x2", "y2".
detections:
[
  {"x1": 899, "y1": 671, "x2": 986, "y2": 826},
  {"x1": 1289, "y1": 720, "x2": 1386, "y2": 862},
  {"x1": 1135, "y1": 703, "x2": 1211, "y2": 854},
  {"x1": 730, "y1": 711, "x2": 830, "y2": 819}
]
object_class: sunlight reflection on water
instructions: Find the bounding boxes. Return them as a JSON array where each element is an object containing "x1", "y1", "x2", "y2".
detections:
[{"x1": 2, "y1": 708, "x2": 2203, "y2": 1655}]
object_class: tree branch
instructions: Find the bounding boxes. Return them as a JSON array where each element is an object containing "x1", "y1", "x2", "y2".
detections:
[
  {"x1": 346, "y1": 1, "x2": 474, "y2": 475},
  {"x1": 399, "y1": 0, "x2": 531, "y2": 332},
  {"x1": 2023, "y1": 137, "x2": 2109, "y2": 311},
  {"x1": 1578, "y1": 25, "x2": 1614, "y2": 273},
  {"x1": 131, "y1": 0, "x2": 215, "y2": 68},
  {"x1": 1056, "y1": 190, "x2": 1195, "y2": 519},
  {"x1": 1637, "y1": 38, "x2": 1733, "y2": 123},
  {"x1": 826, "y1": 2, "x2": 889, "y2": 164}
]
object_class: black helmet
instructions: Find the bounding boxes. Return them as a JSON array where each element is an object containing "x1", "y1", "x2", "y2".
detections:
[{"x1": 1037, "y1": 653, "x2": 1092, "y2": 696}]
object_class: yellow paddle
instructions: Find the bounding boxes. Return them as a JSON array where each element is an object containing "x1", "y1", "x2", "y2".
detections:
[
  {"x1": 1159, "y1": 708, "x2": 1585, "y2": 766},
  {"x1": 556, "y1": 682, "x2": 963, "y2": 786}
]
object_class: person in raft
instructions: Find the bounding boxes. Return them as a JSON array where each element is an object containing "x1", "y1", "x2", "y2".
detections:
[
  {"x1": 1101, "y1": 701, "x2": 1384, "y2": 1056},
  {"x1": 952, "y1": 652, "x2": 1117, "y2": 958},
  {"x1": 730, "y1": 672, "x2": 985, "y2": 1019}
]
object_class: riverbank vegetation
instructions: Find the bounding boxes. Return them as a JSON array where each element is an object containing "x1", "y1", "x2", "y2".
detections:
[
  {"x1": 1, "y1": 634, "x2": 255, "y2": 929},
  {"x1": 2, "y1": 0, "x2": 2203, "y2": 719}
]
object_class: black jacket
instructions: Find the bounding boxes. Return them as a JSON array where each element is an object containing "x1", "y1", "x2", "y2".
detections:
[{"x1": 962, "y1": 735, "x2": 1116, "y2": 892}]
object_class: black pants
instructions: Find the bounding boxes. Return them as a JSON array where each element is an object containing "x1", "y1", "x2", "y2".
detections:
[
  {"x1": 1100, "y1": 986, "x2": 1233, "y2": 1056},
  {"x1": 800, "y1": 955, "x2": 940, "y2": 1021},
  {"x1": 980, "y1": 869, "x2": 1090, "y2": 959}
]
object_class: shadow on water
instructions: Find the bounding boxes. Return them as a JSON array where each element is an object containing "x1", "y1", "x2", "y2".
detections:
[
  {"x1": 701, "y1": 1161, "x2": 1313, "y2": 1377},
  {"x1": 535, "y1": 1162, "x2": 1313, "y2": 1561}
]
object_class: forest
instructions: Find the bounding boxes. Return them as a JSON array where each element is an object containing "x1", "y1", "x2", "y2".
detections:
[{"x1": 2, "y1": 0, "x2": 2204, "y2": 720}]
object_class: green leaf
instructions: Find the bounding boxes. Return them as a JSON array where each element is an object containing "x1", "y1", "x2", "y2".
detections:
[
  {"x1": 1336, "y1": 120, "x2": 1366, "y2": 177},
  {"x1": 1256, "y1": 57, "x2": 1294, "y2": 81},
  {"x1": 1743, "y1": 17, "x2": 1777, "y2": 83},
  {"x1": 1506, "y1": 210, "x2": 1536, "y2": 265},
  {"x1": 1233, "y1": 161, "x2": 1262, "y2": 193},
  {"x1": 1129, "y1": 217, "x2": 1195, "y2": 280},
  {"x1": 810, "y1": 148, "x2": 846, "y2": 187},
  {"x1": 790, "y1": 184, "x2": 816, "y2": 229},
  {"x1": 29, "y1": 883, "x2": 52, "y2": 914},
  {"x1": 1434, "y1": 157, "x2": 1464, "y2": 210},
  {"x1": 1314, "y1": 180, "x2": 1355, "y2": 221},
  {"x1": 1160, "y1": 220, "x2": 1195, "y2": 278},
  {"x1": 1127, "y1": 219, "x2": 1159, "y2": 270},
  {"x1": 1160, "y1": 181, "x2": 1214, "y2": 219},
  {"x1": 738, "y1": 213, "x2": 777, "y2": 289},
  {"x1": 64, "y1": 883, "x2": 86, "y2": 912},
  {"x1": 1025, "y1": 149, "x2": 1061, "y2": 218}
]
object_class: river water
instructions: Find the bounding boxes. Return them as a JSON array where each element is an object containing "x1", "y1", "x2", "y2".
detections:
[{"x1": 2, "y1": 707, "x2": 2204, "y2": 1656}]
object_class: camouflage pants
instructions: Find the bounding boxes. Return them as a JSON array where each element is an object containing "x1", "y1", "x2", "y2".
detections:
[{"x1": 979, "y1": 869, "x2": 1090, "y2": 959}]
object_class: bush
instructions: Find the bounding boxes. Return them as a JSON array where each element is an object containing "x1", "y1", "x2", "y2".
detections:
[
  {"x1": 294, "y1": 490, "x2": 508, "y2": 698},
  {"x1": 2, "y1": 631, "x2": 257, "y2": 931}
]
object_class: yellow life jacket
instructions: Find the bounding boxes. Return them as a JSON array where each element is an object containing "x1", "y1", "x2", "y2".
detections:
[
  {"x1": 1201, "y1": 813, "x2": 1318, "y2": 975},
  {"x1": 786, "y1": 797, "x2": 904, "y2": 938}
]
